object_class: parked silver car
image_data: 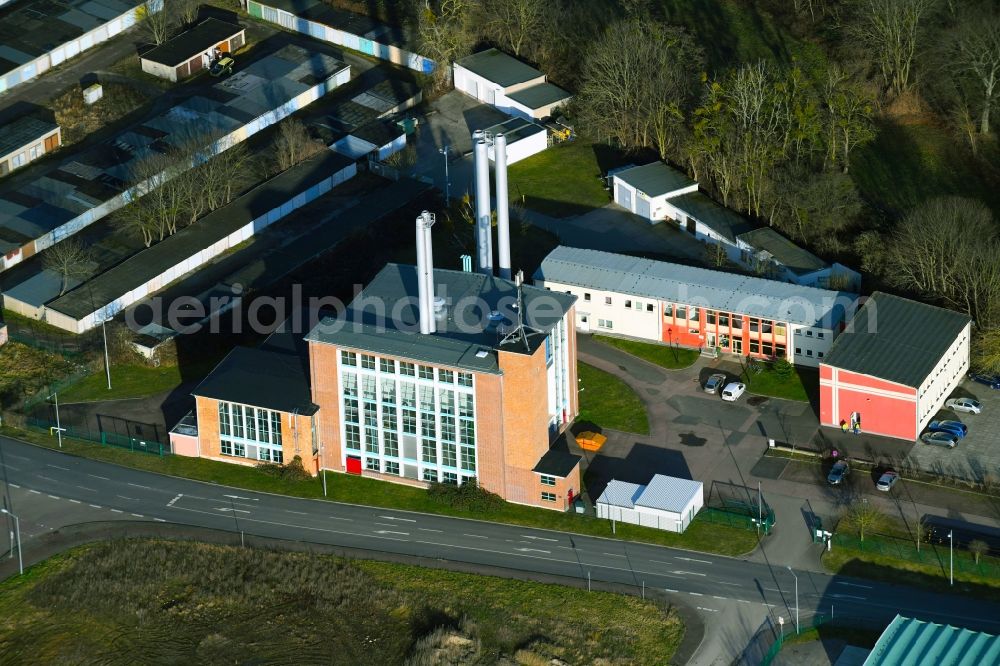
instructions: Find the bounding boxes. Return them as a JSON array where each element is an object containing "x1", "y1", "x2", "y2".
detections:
[
  {"x1": 704, "y1": 373, "x2": 727, "y2": 394},
  {"x1": 945, "y1": 397, "x2": 982, "y2": 415},
  {"x1": 921, "y1": 431, "x2": 958, "y2": 448},
  {"x1": 876, "y1": 470, "x2": 900, "y2": 492}
]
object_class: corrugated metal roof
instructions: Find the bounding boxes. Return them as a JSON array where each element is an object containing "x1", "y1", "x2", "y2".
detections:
[
  {"x1": 596, "y1": 480, "x2": 644, "y2": 509},
  {"x1": 737, "y1": 227, "x2": 827, "y2": 274},
  {"x1": 823, "y1": 292, "x2": 971, "y2": 388},
  {"x1": 534, "y1": 246, "x2": 855, "y2": 328},
  {"x1": 615, "y1": 162, "x2": 696, "y2": 199},
  {"x1": 634, "y1": 475, "x2": 703, "y2": 514},
  {"x1": 865, "y1": 615, "x2": 1000, "y2": 666},
  {"x1": 455, "y1": 48, "x2": 543, "y2": 88},
  {"x1": 668, "y1": 191, "x2": 754, "y2": 242}
]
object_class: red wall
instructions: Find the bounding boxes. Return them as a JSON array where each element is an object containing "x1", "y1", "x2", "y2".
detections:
[
  {"x1": 831, "y1": 386, "x2": 917, "y2": 440},
  {"x1": 835, "y1": 369, "x2": 914, "y2": 395}
]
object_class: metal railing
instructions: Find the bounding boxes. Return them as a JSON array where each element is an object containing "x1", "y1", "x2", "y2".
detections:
[
  {"x1": 26, "y1": 417, "x2": 169, "y2": 456},
  {"x1": 833, "y1": 533, "x2": 1000, "y2": 578}
]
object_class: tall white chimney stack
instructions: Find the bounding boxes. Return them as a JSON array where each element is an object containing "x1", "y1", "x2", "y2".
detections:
[
  {"x1": 415, "y1": 210, "x2": 436, "y2": 335},
  {"x1": 494, "y1": 132, "x2": 511, "y2": 280},
  {"x1": 473, "y1": 132, "x2": 493, "y2": 275}
]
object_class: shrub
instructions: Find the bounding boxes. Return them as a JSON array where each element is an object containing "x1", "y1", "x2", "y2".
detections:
[
  {"x1": 427, "y1": 480, "x2": 503, "y2": 513},
  {"x1": 772, "y1": 358, "x2": 794, "y2": 379},
  {"x1": 254, "y1": 455, "x2": 313, "y2": 481}
]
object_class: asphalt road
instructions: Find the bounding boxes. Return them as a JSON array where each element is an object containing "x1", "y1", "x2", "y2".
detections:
[{"x1": 3, "y1": 435, "x2": 1000, "y2": 640}]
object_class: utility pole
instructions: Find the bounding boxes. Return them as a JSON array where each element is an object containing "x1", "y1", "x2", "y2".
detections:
[
  {"x1": 439, "y1": 145, "x2": 451, "y2": 204},
  {"x1": 2, "y1": 509, "x2": 21, "y2": 575},
  {"x1": 102, "y1": 318, "x2": 112, "y2": 390},
  {"x1": 49, "y1": 392, "x2": 63, "y2": 448},
  {"x1": 787, "y1": 566, "x2": 799, "y2": 635},
  {"x1": 949, "y1": 530, "x2": 954, "y2": 586}
]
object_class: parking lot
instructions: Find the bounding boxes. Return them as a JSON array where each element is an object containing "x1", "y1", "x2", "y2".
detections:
[{"x1": 906, "y1": 378, "x2": 1000, "y2": 484}]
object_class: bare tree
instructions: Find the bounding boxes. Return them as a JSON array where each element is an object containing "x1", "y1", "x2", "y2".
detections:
[
  {"x1": 139, "y1": 0, "x2": 173, "y2": 45},
  {"x1": 273, "y1": 119, "x2": 324, "y2": 173},
  {"x1": 915, "y1": 515, "x2": 932, "y2": 552},
  {"x1": 969, "y1": 539, "x2": 989, "y2": 564},
  {"x1": 42, "y1": 238, "x2": 95, "y2": 296},
  {"x1": 117, "y1": 151, "x2": 184, "y2": 246},
  {"x1": 418, "y1": 0, "x2": 477, "y2": 89},
  {"x1": 948, "y1": 9, "x2": 1000, "y2": 134},
  {"x1": 848, "y1": 0, "x2": 937, "y2": 98},
  {"x1": 972, "y1": 328, "x2": 1000, "y2": 374},
  {"x1": 824, "y1": 67, "x2": 877, "y2": 173},
  {"x1": 176, "y1": 0, "x2": 201, "y2": 28},
  {"x1": 842, "y1": 499, "x2": 886, "y2": 541},
  {"x1": 482, "y1": 0, "x2": 545, "y2": 57},
  {"x1": 726, "y1": 62, "x2": 785, "y2": 216}
]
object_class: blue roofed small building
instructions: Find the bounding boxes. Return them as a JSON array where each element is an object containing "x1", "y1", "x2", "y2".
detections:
[
  {"x1": 596, "y1": 474, "x2": 704, "y2": 532},
  {"x1": 864, "y1": 615, "x2": 1000, "y2": 666}
]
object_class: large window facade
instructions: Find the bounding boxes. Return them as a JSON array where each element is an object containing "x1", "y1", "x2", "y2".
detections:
[
  {"x1": 218, "y1": 401, "x2": 284, "y2": 463},
  {"x1": 339, "y1": 350, "x2": 477, "y2": 485}
]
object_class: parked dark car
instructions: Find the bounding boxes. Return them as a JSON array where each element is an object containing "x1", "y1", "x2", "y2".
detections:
[
  {"x1": 827, "y1": 460, "x2": 850, "y2": 485},
  {"x1": 969, "y1": 372, "x2": 1000, "y2": 390},
  {"x1": 928, "y1": 419, "x2": 968, "y2": 439}
]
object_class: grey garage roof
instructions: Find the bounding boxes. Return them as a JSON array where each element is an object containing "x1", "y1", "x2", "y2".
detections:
[
  {"x1": 140, "y1": 18, "x2": 244, "y2": 67},
  {"x1": 614, "y1": 162, "x2": 696, "y2": 199},
  {"x1": 0, "y1": 117, "x2": 58, "y2": 159},
  {"x1": 535, "y1": 246, "x2": 855, "y2": 329},
  {"x1": 596, "y1": 480, "x2": 643, "y2": 509},
  {"x1": 306, "y1": 263, "x2": 576, "y2": 373},
  {"x1": 455, "y1": 48, "x2": 543, "y2": 88},
  {"x1": 505, "y1": 82, "x2": 571, "y2": 110},
  {"x1": 486, "y1": 116, "x2": 545, "y2": 144},
  {"x1": 823, "y1": 292, "x2": 971, "y2": 388},
  {"x1": 634, "y1": 475, "x2": 703, "y2": 514},
  {"x1": 669, "y1": 191, "x2": 755, "y2": 243},
  {"x1": 737, "y1": 227, "x2": 827, "y2": 275}
]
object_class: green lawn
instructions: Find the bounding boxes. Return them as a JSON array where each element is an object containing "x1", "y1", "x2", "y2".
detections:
[
  {"x1": 2, "y1": 424, "x2": 758, "y2": 556},
  {"x1": 0, "y1": 539, "x2": 685, "y2": 664},
  {"x1": 56, "y1": 363, "x2": 201, "y2": 403},
  {"x1": 743, "y1": 364, "x2": 812, "y2": 402},
  {"x1": 507, "y1": 140, "x2": 611, "y2": 217},
  {"x1": 577, "y1": 361, "x2": 650, "y2": 434},
  {"x1": 595, "y1": 335, "x2": 699, "y2": 370}
]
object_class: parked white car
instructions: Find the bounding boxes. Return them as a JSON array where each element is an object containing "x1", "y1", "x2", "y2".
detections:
[
  {"x1": 945, "y1": 397, "x2": 982, "y2": 414},
  {"x1": 721, "y1": 382, "x2": 746, "y2": 402}
]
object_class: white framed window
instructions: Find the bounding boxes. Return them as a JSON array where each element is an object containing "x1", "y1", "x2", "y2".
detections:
[
  {"x1": 540, "y1": 474, "x2": 556, "y2": 486},
  {"x1": 442, "y1": 471, "x2": 458, "y2": 485},
  {"x1": 598, "y1": 319, "x2": 613, "y2": 329},
  {"x1": 341, "y1": 351, "x2": 357, "y2": 366},
  {"x1": 423, "y1": 468, "x2": 438, "y2": 483},
  {"x1": 605, "y1": 296, "x2": 612, "y2": 305},
  {"x1": 385, "y1": 461, "x2": 400, "y2": 475},
  {"x1": 541, "y1": 492, "x2": 556, "y2": 502}
]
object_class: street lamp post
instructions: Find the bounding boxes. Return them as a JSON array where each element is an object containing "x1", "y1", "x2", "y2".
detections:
[
  {"x1": 787, "y1": 566, "x2": 799, "y2": 634},
  {"x1": 102, "y1": 318, "x2": 112, "y2": 390},
  {"x1": 49, "y1": 392, "x2": 62, "y2": 448},
  {"x1": 949, "y1": 530, "x2": 954, "y2": 586},
  {"x1": 439, "y1": 145, "x2": 451, "y2": 204},
  {"x1": 2, "y1": 508, "x2": 22, "y2": 575}
]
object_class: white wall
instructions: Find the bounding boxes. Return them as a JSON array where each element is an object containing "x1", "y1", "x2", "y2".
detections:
[
  {"x1": 613, "y1": 177, "x2": 698, "y2": 222},
  {"x1": 597, "y1": 501, "x2": 697, "y2": 533},
  {"x1": 790, "y1": 323, "x2": 838, "y2": 368},
  {"x1": 487, "y1": 130, "x2": 547, "y2": 165},
  {"x1": 916, "y1": 321, "x2": 971, "y2": 431},
  {"x1": 537, "y1": 280, "x2": 661, "y2": 341}
]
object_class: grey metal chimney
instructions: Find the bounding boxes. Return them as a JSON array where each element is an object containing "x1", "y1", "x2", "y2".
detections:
[
  {"x1": 415, "y1": 210, "x2": 436, "y2": 334},
  {"x1": 494, "y1": 132, "x2": 511, "y2": 280},
  {"x1": 473, "y1": 133, "x2": 493, "y2": 275}
]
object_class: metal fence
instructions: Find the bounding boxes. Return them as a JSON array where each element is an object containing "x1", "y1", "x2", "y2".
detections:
[
  {"x1": 26, "y1": 417, "x2": 170, "y2": 456},
  {"x1": 760, "y1": 613, "x2": 833, "y2": 666},
  {"x1": 695, "y1": 507, "x2": 766, "y2": 532},
  {"x1": 833, "y1": 533, "x2": 1000, "y2": 578}
]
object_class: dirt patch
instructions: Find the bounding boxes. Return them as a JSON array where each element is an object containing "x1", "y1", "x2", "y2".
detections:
[{"x1": 52, "y1": 82, "x2": 153, "y2": 146}]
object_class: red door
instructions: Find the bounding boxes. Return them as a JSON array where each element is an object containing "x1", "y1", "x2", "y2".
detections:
[{"x1": 346, "y1": 456, "x2": 362, "y2": 474}]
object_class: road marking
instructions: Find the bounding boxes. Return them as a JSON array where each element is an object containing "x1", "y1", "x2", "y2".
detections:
[
  {"x1": 649, "y1": 559, "x2": 672, "y2": 565},
  {"x1": 89, "y1": 504, "x2": 102, "y2": 509},
  {"x1": 665, "y1": 588, "x2": 679, "y2": 593},
  {"x1": 738, "y1": 599, "x2": 751, "y2": 604},
  {"x1": 419, "y1": 528, "x2": 443, "y2": 533},
  {"x1": 521, "y1": 535, "x2": 558, "y2": 542},
  {"x1": 68, "y1": 499, "x2": 81, "y2": 504},
  {"x1": 379, "y1": 515, "x2": 416, "y2": 522},
  {"x1": 697, "y1": 607, "x2": 719, "y2": 613},
  {"x1": 38, "y1": 475, "x2": 58, "y2": 482},
  {"x1": 117, "y1": 495, "x2": 138, "y2": 501},
  {"x1": 463, "y1": 534, "x2": 488, "y2": 539},
  {"x1": 47, "y1": 464, "x2": 70, "y2": 471},
  {"x1": 88, "y1": 474, "x2": 110, "y2": 481},
  {"x1": 9, "y1": 483, "x2": 19, "y2": 488},
  {"x1": 514, "y1": 547, "x2": 551, "y2": 554},
  {"x1": 7, "y1": 454, "x2": 31, "y2": 462},
  {"x1": 374, "y1": 530, "x2": 409, "y2": 536},
  {"x1": 602, "y1": 552, "x2": 626, "y2": 557},
  {"x1": 717, "y1": 581, "x2": 741, "y2": 587},
  {"x1": 131, "y1": 513, "x2": 144, "y2": 518},
  {"x1": 215, "y1": 507, "x2": 250, "y2": 514},
  {"x1": 831, "y1": 593, "x2": 867, "y2": 601},
  {"x1": 128, "y1": 483, "x2": 153, "y2": 490},
  {"x1": 110, "y1": 509, "x2": 123, "y2": 514},
  {"x1": 75, "y1": 485, "x2": 97, "y2": 492},
  {"x1": 688, "y1": 592, "x2": 703, "y2": 597},
  {"x1": 763, "y1": 603, "x2": 776, "y2": 608},
  {"x1": 167, "y1": 494, "x2": 182, "y2": 507},
  {"x1": 673, "y1": 571, "x2": 707, "y2": 577},
  {"x1": 374, "y1": 522, "x2": 398, "y2": 527},
  {"x1": 29, "y1": 490, "x2": 41, "y2": 494},
  {"x1": 713, "y1": 596, "x2": 726, "y2": 600},
  {"x1": 154, "y1": 518, "x2": 166, "y2": 522},
  {"x1": 676, "y1": 556, "x2": 713, "y2": 564},
  {"x1": 835, "y1": 582, "x2": 873, "y2": 589},
  {"x1": 285, "y1": 510, "x2": 308, "y2": 515},
  {"x1": 762, "y1": 586, "x2": 781, "y2": 592},
  {"x1": 47, "y1": 494, "x2": 60, "y2": 500},
  {"x1": 223, "y1": 494, "x2": 258, "y2": 501}
]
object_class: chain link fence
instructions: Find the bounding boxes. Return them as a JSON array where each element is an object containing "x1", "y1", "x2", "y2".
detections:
[
  {"x1": 24, "y1": 416, "x2": 170, "y2": 456},
  {"x1": 833, "y1": 533, "x2": 1000, "y2": 578}
]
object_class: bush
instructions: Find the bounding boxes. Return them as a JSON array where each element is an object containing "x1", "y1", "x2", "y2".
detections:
[
  {"x1": 254, "y1": 455, "x2": 313, "y2": 481},
  {"x1": 427, "y1": 480, "x2": 503, "y2": 513},
  {"x1": 772, "y1": 358, "x2": 794, "y2": 379}
]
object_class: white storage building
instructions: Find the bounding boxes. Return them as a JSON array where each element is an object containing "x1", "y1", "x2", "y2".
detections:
[
  {"x1": 596, "y1": 475, "x2": 704, "y2": 533},
  {"x1": 611, "y1": 162, "x2": 698, "y2": 221},
  {"x1": 453, "y1": 48, "x2": 571, "y2": 121},
  {"x1": 485, "y1": 117, "x2": 548, "y2": 165}
]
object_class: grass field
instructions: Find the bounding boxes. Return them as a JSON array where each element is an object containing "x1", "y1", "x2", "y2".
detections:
[
  {"x1": 3, "y1": 424, "x2": 758, "y2": 555},
  {"x1": 507, "y1": 140, "x2": 611, "y2": 217},
  {"x1": 743, "y1": 364, "x2": 812, "y2": 402},
  {"x1": 577, "y1": 361, "x2": 650, "y2": 434},
  {"x1": 595, "y1": 335, "x2": 699, "y2": 370},
  {"x1": 0, "y1": 539, "x2": 685, "y2": 664},
  {"x1": 56, "y1": 362, "x2": 213, "y2": 403}
]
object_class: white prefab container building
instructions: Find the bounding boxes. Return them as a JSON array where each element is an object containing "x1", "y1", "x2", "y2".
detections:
[
  {"x1": 485, "y1": 117, "x2": 548, "y2": 165},
  {"x1": 453, "y1": 49, "x2": 571, "y2": 121},
  {"x1": 612, "y1": 162, "x2": 698, "y2": 221},
  {"x1": 596, "y1": 475, "x2": 704, "y2": 533}
]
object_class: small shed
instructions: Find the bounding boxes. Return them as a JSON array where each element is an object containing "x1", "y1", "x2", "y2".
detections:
[
  {"x1": 612, "y1": 162, "x2": 698, "y2": 221},
  {"x1": 485, "y1": 116, "x2": 547, "y2": 165},
  {"x1": 140, "y1": 18, "x2": 246, "y2": 82},
  {"x1": 453, "y1": 48, "x2": 570, "y2": 120},
  {"x1": 0, "y1": 116, "x2": 61, "y2": 176},
  {"x1": 596, "y1": 475, "x2": 704, "y2": 533},
  {"x1": 330, "y1": 120, "x2": 406, "y2": 161}
]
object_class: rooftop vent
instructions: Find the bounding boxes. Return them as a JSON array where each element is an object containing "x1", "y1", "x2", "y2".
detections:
[{"x1": 475, "y1": 349, "x2": 489, "y2": 359}]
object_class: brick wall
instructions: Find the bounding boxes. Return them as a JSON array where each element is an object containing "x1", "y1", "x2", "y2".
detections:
[{"x1": 309, "y1": 341, "x2": 344, "y2": 472}]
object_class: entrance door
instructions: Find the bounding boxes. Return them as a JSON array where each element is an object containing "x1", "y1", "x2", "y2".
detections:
[
  {"x1": 578, "y1": 313, "x2": 591, "y2": 332},
  {"x1": 732, "y1": 338, "x2": 742, "y2": 355},
  {"x1": 616, "y1": 183, "x2": 632, "y2": 211},
  {"x1": 636, "y1": 195, "x2": 651, "y2": 220},
  {"x1": 706, "y1": 333, "x2": 715, "y2": 348},
  {"x1": 346, "y1": 456, "x2": 362, "y2": 474},
  {"x1": 686, "y1": 218, "x2": 696, "y2": 234}
]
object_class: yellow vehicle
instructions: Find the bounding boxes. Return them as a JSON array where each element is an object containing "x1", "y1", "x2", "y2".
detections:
[{"x1": 210, "y1": 56, "x2": 235, "y2": 77}]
